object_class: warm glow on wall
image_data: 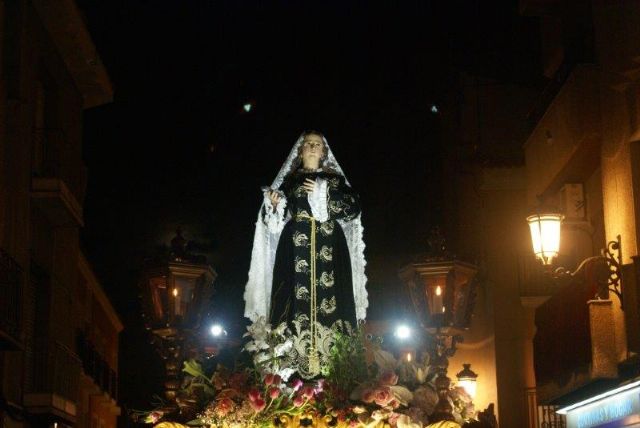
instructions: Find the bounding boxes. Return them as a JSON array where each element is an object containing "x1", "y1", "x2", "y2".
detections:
[{"x1": 527, "y1": 213, "x2": 563, "y2": 265}]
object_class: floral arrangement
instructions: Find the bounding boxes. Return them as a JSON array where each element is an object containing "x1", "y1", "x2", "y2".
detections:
[{"x1": 136, "y1": 318, "x2": 479, "y2": 428}]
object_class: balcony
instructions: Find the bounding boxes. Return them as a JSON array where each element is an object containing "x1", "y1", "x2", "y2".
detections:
[
  {"x1": 77, "y1": 333, "x2": 118, "y2": 401},
  {"x1": 24, "y1": 339, "x2": 82, "y2": 423},
  {"x1": 533, "y1": 261, "x2": 619, "y2": 405},
  {"x1": 525, "y1": 388, "x2": 566, "y2": 428},
  {"x1": 524, "y1": 65, "x2": 601, "y2": 202},
  {"x1": 31, "y1": 128, "x2": 86, "y2": 227},
  {"x1": 0, "y1": 248, "x2": 23, "y2": 350},
  {"x1": 31, "y1": 177, "x2": 84, "y2": 227}
]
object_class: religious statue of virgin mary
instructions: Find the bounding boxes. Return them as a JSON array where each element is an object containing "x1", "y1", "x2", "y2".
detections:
[{"x1": 244, "y1": 130, "x2": 367, "y2": 377}]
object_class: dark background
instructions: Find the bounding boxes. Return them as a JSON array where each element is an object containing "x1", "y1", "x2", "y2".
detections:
[{"x1": 76, "y1": 0, "x2": 538, "y2": 419}]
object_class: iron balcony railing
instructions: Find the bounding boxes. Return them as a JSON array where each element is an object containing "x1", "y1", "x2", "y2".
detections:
[
  {"x1": 0, "y1": 248, "x2": 23, "y2": 348},
  {"x1": 31, "y1": 339, "x2": 82, "y2": 402},
  {"x1": 76, "y1": 332, "x2": 118, "y2": 400},
  {"x1": 526, "y1": 388, "x2": 566, "y2": 428}
]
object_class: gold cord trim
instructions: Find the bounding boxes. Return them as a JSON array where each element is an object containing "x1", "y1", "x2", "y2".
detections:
[{"x1": 296, "y1": 214, "x2": 320, "y2": 375}]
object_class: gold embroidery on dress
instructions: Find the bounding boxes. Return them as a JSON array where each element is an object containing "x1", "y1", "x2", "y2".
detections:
[
  {"x1": 329, "y1": 200, "x2": 350, "y2": 214},
  {"x1": 319, "y1": 296, "x2": 336, "y2": 315},
  {"x1": 295, "y1": 284, "x2": 310, "y2": 301},
  {"x1": 294, "y1": 256, "x2": 309, "y2": 273},
  {"x1": 296, "y1": 209, "x2": 311, "y2": 218},
  {"x1": 318, "y1": 246, "x2": 333, "y2": 262},
  {"x1": 294, "y1": 185, "x2": 306, "y2": 197},
  {"x1": 292, "y1": 231, "x2": 309, "y2": 247},
  {"x1": 319, "y1": 271, "x2": 334, "y2": 289},
  {"x1": 319, "y1": 221, "x2": 334, "y2": 236}
]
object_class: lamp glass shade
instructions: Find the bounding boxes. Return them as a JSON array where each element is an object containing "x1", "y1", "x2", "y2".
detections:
[
  {"x1": 456, "y1": 363, "x2": 478, "y2": 399},
  {"x1": 458, "y1": 379, "x2": 477, "y2": 399},
  {"x1": 527, "y1": 213, "x2": 563, "y2": 265}
]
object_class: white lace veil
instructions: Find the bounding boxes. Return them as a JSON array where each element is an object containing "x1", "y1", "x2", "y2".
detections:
[{"x1": 244, "y1": 133, "x2": 368, "y2": 322}]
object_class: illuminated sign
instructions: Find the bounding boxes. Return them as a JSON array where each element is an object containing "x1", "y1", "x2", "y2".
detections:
[{"x1": 558, "y1": 380, "x2": 640, "y2": 428}]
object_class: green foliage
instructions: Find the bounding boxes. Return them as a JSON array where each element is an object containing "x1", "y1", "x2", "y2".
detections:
[{"x1": 326, "y1": 325, "x2": 369, "y2": 396}]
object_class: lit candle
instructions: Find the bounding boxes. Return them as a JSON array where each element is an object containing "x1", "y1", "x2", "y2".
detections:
[{"x1": 433, "y1": 285, "x2": 443, "y2": 314}]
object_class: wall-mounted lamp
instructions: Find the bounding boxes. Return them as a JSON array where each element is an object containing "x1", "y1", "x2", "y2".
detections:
[
  {"x1": 456, "y1": 363, "x2": 479, "y2": 399},
  {"x1": 526, "y1": 212, "x2": 623, "y2": 308},
  {"x1": 526, "y1": 212, "x2": 563, "y2": 266}
]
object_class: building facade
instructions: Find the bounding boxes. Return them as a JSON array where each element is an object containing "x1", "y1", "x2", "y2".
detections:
[
  {"x1": 439, "y1": 1, "x2": 640, "y2": 426},
  {"x1": 0, "y1": 0, "x2": 117, "y2": 427}
]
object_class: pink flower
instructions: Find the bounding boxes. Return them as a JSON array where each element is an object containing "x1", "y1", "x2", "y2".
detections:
[
  {"x1": 268, "y1": 386, "x2": 280, "y2": 399},
  {"x1": 379, "y1": 371, "x2": 399, "y2": 386},
  {"x1": 215, "y1": 398, "x2": 234, "y2": 417},
  {"x1": 374, "y1": 386, "x2": 394, "y2": 407},
  {"x1": 389, "y1": 399, "x2": 400, "y2": 409},
  {"x1": 301, "y1": 386, "x2": 316, "y2": 399},
  {"x1": 315, "y1": 379, "x2": 326, "y2": 393},
  {"x1": 362, "y1": 388, "x2": 375, "y2": 403},
  {"x1": 293, "y1": 395, "x2": 305, "y2": 407},
  {"x1": 264, "y1": 373, "x2": 281, "y2": 386},
  {"x1": 250, "y1": 397, "x2": 266, "y2": 412},
  {"x1": 264, "y1": 374, "x2": 275, "y2": 386},
  {"x1": 291, "y1": 378, "x2": 303, "y2": 391},
  {"x1": 388, "y1": 412, "x2": 401, "y2": 426},
  {"x1": 247, "y1": 388, "x2": 262, "y2": 402}
]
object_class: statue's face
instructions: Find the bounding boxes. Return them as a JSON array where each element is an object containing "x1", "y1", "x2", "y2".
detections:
[{"x1": 300, "y1": 134, "x2": 325, "y2": 168}]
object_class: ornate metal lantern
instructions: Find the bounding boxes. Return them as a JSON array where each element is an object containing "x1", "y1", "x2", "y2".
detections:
[
  {"x1": 398, "y1": 229, "x2": 479, "y2": 423},
  {"x1": 399, "y1": 255, "x2": 478, "y2": 331},
  {"x1": 140, "y1": 229, "x2": 216, "y2": 407}
]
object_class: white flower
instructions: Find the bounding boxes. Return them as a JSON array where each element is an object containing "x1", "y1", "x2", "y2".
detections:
[
  {"x1": 412, "y1": 366, "x2": 429, "y2": 384},
  {"x1": 254, "y1": 352, "x2": 271, "y2": 365},
  {"x1": 396, "y1": 414, "x2": 423, "y2": 428},
  {"x1": 272, "y1": 321, "x2": 288, "y2": 337},
  {"x1": 371, "y1": 408, "x2": 392, "y2": 421},
  {"x1": 244, "y1": 317, "x2": 270, "y2": 341},
  {"x1": 277, "y1": 367, "x2": 295, "y2": 382},
  {"x1": 374, "y1": 349, "x2": 398, "y2": 372},
  {"x1": 274, "y1": 339, "x2": 293, "y2": 357}
]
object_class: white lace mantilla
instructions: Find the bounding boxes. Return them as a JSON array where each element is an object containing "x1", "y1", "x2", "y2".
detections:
[{"x1": 244, "y1": 134, "x2": 368, "y2": 322}]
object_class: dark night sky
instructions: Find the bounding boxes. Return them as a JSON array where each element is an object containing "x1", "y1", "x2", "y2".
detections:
[{"x1": 76, "y1": 0, "x2": 538, "y2": 416}]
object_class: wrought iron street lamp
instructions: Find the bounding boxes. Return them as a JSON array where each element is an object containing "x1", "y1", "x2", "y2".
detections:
[
  {"x1": 526, "y1": 212, "x2": 563, "y2": 266},
  {"x1": 525, "y1": 212, "x2": 623, "y2": 307},
  {"x1": 456, "y1": 363, "x2": 479, "y2": 399}
]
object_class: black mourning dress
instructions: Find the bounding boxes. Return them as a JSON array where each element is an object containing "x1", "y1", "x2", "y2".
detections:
[{"x1": 268, "y1": 170, "x2": 360, "y2": 329}]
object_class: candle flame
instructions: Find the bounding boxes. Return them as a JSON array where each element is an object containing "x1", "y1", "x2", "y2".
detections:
[{"x1": 435, "y1": 285, "x2": 442, "y2": 296}]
